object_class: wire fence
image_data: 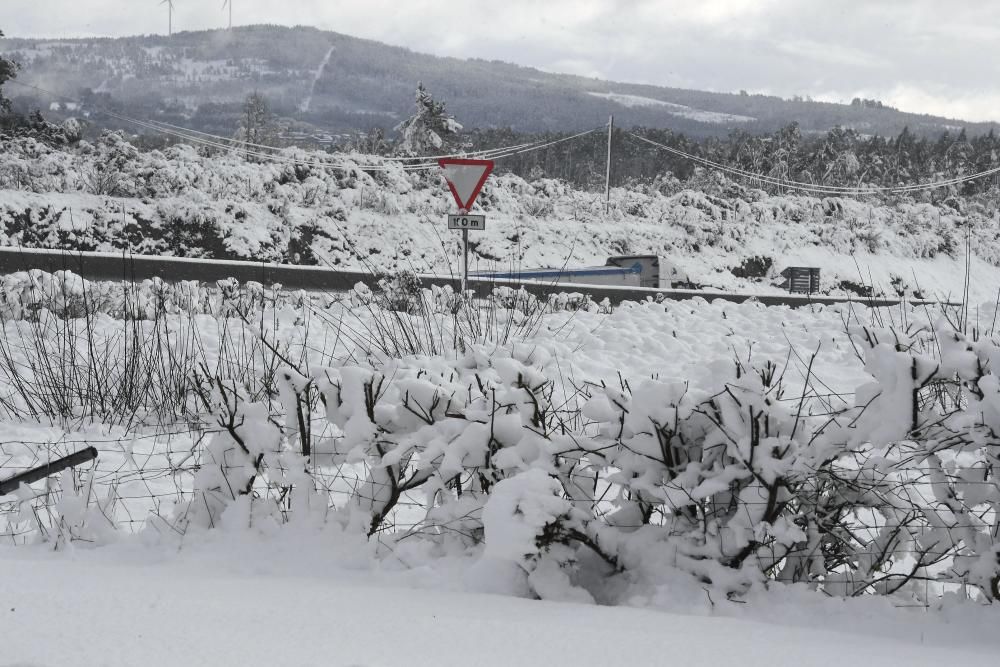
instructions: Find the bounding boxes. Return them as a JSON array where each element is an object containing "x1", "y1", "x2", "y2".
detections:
[
  {"x1": 0, "y1": 416, "x2": 431, "y2": 541},
  {"x1": 1, "y1": 421, "x2": 995, "y2": 608}
]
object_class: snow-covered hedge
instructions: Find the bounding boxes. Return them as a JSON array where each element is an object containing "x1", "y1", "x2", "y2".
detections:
[
  {"x1": 0, "y1": 268, "x2": 305, "y2": 320},
  {"x1": 2, "y1": 256, "x2": 999, "y2": 606},
  {"x1": 141, "y1": 312, "x2": 999, "y2": 604}
]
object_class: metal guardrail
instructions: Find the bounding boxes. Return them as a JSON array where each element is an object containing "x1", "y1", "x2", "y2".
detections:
[{"x1": 0, "y1": 247, "x2": 953, "y2": 308}]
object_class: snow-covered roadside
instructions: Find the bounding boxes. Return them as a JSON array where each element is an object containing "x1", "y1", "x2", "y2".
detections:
[
  {"x1": 1, "y1": 539, "x2": 998, "y2": 667},
  {"x1": 4, "y1": 133, "x2": 1000, "y2": 303}
]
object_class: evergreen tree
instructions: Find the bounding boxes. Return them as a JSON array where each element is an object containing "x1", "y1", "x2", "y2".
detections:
[{"x1": 393, "y1": 83, "x2": 463, "y2": 156}]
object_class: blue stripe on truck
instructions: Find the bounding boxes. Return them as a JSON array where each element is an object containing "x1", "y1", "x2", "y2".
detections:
[{"x1": 476, "y1": 263, "x2": 642, "y2": 280}]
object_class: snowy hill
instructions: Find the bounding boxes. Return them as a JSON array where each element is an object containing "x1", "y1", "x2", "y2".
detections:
[
  {"x1": 2, "y1": 25, "x2": 998, "y2": 139},
  {"x1": 2, "y1": 132, "x2": 1000, "y2": 303}
]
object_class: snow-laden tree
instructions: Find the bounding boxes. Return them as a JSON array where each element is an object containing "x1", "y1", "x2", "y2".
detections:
[{"x1": 393, "y1": 83, "x2": 463, "y2": 156}]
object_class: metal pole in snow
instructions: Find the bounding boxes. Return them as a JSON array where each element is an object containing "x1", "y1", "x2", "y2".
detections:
[
  {"x1": 0, "y1": 447, "x2": 98, "y2": 497},
  {"x1": 605, "y1": 115, "x2": 614, "y2": 214},
  {"x1": 461, "y1": 224, "x2": 469, "y2": 297}
]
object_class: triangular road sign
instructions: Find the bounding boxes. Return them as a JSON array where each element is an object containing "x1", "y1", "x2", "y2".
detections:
[{"x1": 439, "y1": 158, "x2": 494, "y2": 211}]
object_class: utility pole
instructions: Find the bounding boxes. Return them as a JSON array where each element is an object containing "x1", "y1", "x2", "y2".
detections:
[{"x1": 605, "y1": 114, "x2": 613, "y2": 214}]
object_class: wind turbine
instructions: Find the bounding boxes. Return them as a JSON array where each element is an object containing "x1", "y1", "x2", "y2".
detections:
[
  {"x1": 160, "y1": 0, "x2": 175, "y2": 37},
  {"x1": 222, "y1": 0, "x2": 233, "y2": 29}
]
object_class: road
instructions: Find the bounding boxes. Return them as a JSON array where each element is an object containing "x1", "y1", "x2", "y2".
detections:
[{"x1": 0, "y1": 247, "x2": 946, "y2": 308}]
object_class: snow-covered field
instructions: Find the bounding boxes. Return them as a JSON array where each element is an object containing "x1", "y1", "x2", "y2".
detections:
[{"x1": 587, "y1": 91, "x2": 757, "y2": 124}]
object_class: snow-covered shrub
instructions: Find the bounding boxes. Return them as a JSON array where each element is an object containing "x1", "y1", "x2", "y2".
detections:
[
  {"x1": 305, "y1": 343, "x2": 570, "y2": 537},
  {"x1": 838, "y1": 320, "x2": 1000, "y2": 600},
  {"x1": 8, "y1": 268, "x2": 997, "y2": 606},
  {"x1": 483, "y1": 469, "x2": 597, "y2": 603},
  {"x1": 0, "y1": 270, "x2": 297, "y2": 320},
  {"x1": 160, "y1": 363, "x2": 324, "y2": 537},
  {"x1": 376, "y1": 270, "x2": 423, "y2": 313},
  {"x1": 575, "y1": 359, "x2": 835, "y2": 596},
  {"x1": 491, "y1": 285, "x2": 537, "y2": 313},
  {"x1": 204, "y1": 340, "x2": 888, "y2": 602}
]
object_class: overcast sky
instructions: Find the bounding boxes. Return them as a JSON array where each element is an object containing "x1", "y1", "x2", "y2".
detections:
[{"x1": 4, "y1": 0, "x2": 999, "y2": 122}]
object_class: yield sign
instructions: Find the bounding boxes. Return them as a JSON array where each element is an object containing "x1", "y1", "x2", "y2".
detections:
[{"x1": 439, "y1": 158, "x2": 494, "y2": 212}]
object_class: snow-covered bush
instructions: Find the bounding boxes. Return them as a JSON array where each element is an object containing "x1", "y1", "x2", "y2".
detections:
[
  {"x1": 305, "y1": 343, "x2": 569, "y2": 536},
  {"x1": 0, "y1": 270, "x2": 292, "y2": 320},
  {"x1": 837, "y1": 320, "x2": 1000, "y2": 599}
]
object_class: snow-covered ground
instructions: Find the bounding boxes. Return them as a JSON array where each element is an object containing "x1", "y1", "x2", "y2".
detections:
[
  {"x1": 588, "y1": 91, "x2": 756, "y2": 124},
  {"x1": 3, "y1": 539, "x2": 999, "y2": 667}
]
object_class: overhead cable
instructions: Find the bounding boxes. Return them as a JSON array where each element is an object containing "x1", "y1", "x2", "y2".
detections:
[{"x1": 627, "y1": 131, "x2": 1000, "y2": 195}]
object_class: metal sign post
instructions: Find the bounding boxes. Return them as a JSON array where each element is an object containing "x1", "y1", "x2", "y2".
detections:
[
  {"x1": 438, "y1": 159, "x2": 494, "y2": 298},
  {"x1": 448, "y1": 213, "x2": 487, "y2": 294},
  {"x1": 461, "y1": 214, "x2": 469, "y2": 295}
]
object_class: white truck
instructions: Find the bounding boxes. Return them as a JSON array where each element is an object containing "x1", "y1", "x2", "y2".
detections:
[{"x1": 474, "y1": 255, "x2": 689, "y2": 289}]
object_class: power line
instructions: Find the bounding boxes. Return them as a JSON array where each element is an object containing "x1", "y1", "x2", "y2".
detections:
[
  {"x1": 626, "y1": 131, "x2": 1000, "y2": 196},
  {"x1": 144, "y1": 118, "x2": 544, "y2": 162},
  {"x1": 140, "y1": 118, "x2": 599, "y2": 166},
  {"x1": 627, "y1": 133, "x2": 862, "y2": 194}
]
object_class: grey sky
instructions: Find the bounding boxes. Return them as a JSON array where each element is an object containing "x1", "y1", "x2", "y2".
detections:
[{"x1": 4, "y1": 0, "x2": 999, "y2": 122}]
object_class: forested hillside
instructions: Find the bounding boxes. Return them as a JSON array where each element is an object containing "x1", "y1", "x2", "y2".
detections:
[{"x1": 1, "y1": 25, "x2": 997, "y2": 141}]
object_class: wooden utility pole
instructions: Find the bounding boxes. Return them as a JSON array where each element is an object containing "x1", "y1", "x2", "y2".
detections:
[{"x1": 605, "y1": 115, "x2": 614, "y2": 214}]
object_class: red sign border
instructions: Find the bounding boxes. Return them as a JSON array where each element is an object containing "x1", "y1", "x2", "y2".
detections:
[{"x1": 438, "y1": 158, "x2": 495, "y2": 212}]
